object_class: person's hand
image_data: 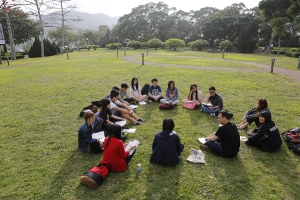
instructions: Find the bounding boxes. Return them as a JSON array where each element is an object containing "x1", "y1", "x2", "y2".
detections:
[
  {"x1": 254, "y1": 112, "x2": 259, "y2": 118},
  {"x1": 98, "y1": 140, "x2": 103, "y2": 147},
  {"x1": 247, "y1": 130, "x2": 253, "y2": 135},
  {"x1": 129, "y1": 145, "x2": 136, "y2": 151},
  {"x1": 205, "y1": 137, "x2": 209, "y2": 141},
  {"x1": 242, "y1": 117, "x2": 247, "y2": 123},
  {"x1": 123, "y1": 143, "x2": 128, "y2": 148},
  {"x1": 169, "y1": 100, "x2": 172, "y2": 103}
]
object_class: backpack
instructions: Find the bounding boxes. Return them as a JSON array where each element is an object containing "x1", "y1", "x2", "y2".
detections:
[
  {"x1": 79, "y1": 105, "x2": 97, "y2": 117},
  {"x1": 80, "y1": 161, "x2": 109, "y2": 188},
  {"x1": 281, "y1": 128, "x2": 300, "y2": 154},
  {"x1": 141, "y1": 84, "x2": 150, "y2": 95},
  {"x1": 91, "y1": 101, "x2": 102, "y2": 107},
  {"x1": 159, "y1": 103, "x2": 174, "y2": 110},
  {"x1": 92, "y1": 117, "x2": 106, "y2": 133}
]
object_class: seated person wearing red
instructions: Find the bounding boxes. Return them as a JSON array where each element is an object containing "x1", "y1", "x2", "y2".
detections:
[
  {"x1": 150, "y1": 118, "x2": 184, "y2": 166},
  {"x1": 101, "y1": 125, "x2": 136, "y2": 172},
  {"x1": 78, "y1": 110, "x2": 103, "y2": 153}
]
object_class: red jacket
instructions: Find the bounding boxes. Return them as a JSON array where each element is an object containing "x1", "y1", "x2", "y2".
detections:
[{"x1": 102, "y1": 137, "x2": 129, "y2": 172}]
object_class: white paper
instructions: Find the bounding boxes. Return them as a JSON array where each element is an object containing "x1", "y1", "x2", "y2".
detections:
[
  {"x1": 186, "y1": 100, "x2": 193, "y2": 103},
  {"x1": 138, "y1": 101, "x2": 146, "y2": 105},
  {"x1": 202, "y1": 103, "x2": 212, "y2": 107},
  {"x1": 92, "y1": 131, "x2": 105, "y2": 142},
  {"x1": 219, "y1": 124, "x2": 223, "y2": 127},
  {"x1": 240, "y1": 136, "x2": 248, "y2": 142},
  {"x1": 198, "y1": 138, "x2": 206, "y2": 144},
  {"x1": 125, "y1": 139, "x2": 140, "y2": 155},
  {"x1": 129, "y1": 105, "x2": 138, "y2": 109},
  {"x1": 115, "y1": 120, "x2": 126, "y2": 127},
  {"x1": 122, "y1": 128, "x2": 136, "y2": 133}
]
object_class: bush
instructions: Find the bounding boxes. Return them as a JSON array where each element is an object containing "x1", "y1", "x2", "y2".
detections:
[
  {"x1": 271, "y1": 50, "x2": 285, "y2": 54},
  {"x1": 93, "y1": 45, "x2": 99, "y2": 50},
  {"x1": 105, "y1": 44, "x2": 111, "y2": 49},
  {"x1": 128, "y1": 41, "x2": 141, "y2": 49},
  {"x1": 191, "y1": 39, "x2": 209, "y2": 51},
  {"x1": 290, "y1": 48, "x2": 298, "y2": 52},
  {"x1": 165, "y1": 38, "x2": 185, "y2": 51},
  {"x1": 284, "y1": 51, "x2": 300, "y2": 57},
  {"x1": 141, "y1": 42, "x2": 148, "y2": 48},
  {"x1": 219, "y1": 40, "x2": 233, "y2": 51},
  {"x1": 148, "y1": 39, "x2": 163, "y2": 49},
  {"x1": 1, "y1": 55, "x2": 25, "y2": 60}
]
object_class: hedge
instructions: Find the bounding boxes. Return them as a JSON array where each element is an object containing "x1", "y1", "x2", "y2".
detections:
[
  {"x1": 284, "y1": 52, "x2": 300, "y2": 58},
  {"x1": 271, "y1": 50, "x2": 285, "y2": 55}
]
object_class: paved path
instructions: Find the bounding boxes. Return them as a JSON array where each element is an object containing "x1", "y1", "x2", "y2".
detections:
[{"x1": 122, "y1": 54, "x2": 300, "y2": 83}]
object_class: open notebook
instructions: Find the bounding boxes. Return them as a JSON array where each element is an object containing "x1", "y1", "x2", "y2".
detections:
[
  {"x1": 92, "y1": 131, "x2": 105, "y2": 142},
  {"x1": 125, "y1": 139, "x2": 140, "y2": 155}
]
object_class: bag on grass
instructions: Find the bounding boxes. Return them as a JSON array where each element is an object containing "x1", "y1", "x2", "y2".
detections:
[
  {"x1": 91, "y1": 101, "x2": 102, "y2": 107},
  {"x1": 281, "y1": 128, "x2": 300, "y2": 154},
  {"x1": 186, "y1": 148, "x2": 205, "y2": 164},
  {"x1": 183, "y1": 102, "x2": 197, "y2": 110},
  {"x1": 159, "y1": 103, "x2": 174, "y2": 110},
  {"x1": 92, "y1": 117, "x2": 106, "y2": 133},
  {"x1": 80, "y1": 161, "x2": 109, "y2": 188},
  {"x1": 79, "y1": 105, "x2": 97, "y2": 117},
  {"x1": 141, "y1": 84, "x2": 150, "y2": 95}
]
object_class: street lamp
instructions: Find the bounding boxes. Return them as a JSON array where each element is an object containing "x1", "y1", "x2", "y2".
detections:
[
  {"x1": 296, "y1": 32, "x2": 300, "y2": 47},
  {"x1": 86, "y1": 38, "x2": 89, "y2": 51}
]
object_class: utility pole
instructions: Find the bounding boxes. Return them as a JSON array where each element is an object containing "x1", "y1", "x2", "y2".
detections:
[{"x1": 3, "y1": 2, "x2": 16, "y2": 60}]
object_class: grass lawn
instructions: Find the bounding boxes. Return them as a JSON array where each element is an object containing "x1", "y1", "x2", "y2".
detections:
[{"x1": 1, "y1": 49, "x2": 300, "y2": 199}]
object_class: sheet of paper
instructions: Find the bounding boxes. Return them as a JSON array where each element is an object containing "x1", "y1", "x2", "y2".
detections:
[
  {"x1": 115, "y1": 120, "x2": 126, "y2": 127},
  {"x1": 129, "y1": 105, "x2": 138, "y2": 109},
  {"x1": 92, "y1": 131, "x2": 105, "y2": 142},
  {"x1": 240, "y1": 136, "x2": 248, "y2": 142},
  {"x1": 122, "y1": 128, "x2": 137, "y2": 133},
  {"x1": 138, "y1": 101, "x2": 146, "y2": 105},
  {"x1": 125, "y1": 139, "x2": 140, "y2": 155},
  {"x1": 186, "y1": 100, "x2": 193, "y2": 103},
  {"x1": 198, "y1": 138, "x2": 206, "y2": 144},
  {"x1": 202, "y1": 103, "x2": 212, "y2": 107}
]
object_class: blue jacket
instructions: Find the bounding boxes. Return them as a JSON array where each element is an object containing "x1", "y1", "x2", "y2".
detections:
[
  {"x1": 150, "y1": 130, "x2": 182, "y2": 166},
  {"x1": 78, "y1": 122, "x2": 97, "y2": 153},
  {"x1": 165, "y1": 87, "x2": 178, "y2": 102}
]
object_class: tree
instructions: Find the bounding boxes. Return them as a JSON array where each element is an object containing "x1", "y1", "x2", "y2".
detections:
[
  {"x1": 165, "y1": 38, "x2": 185, "y2": 51},
  {"x1": 270, "y1": 17, "x2": 290, "y2": 55},
  {"x1": 219, "y1": 40, "x2": 233, "y2": 51},
  {"x1": 167, "y1": 28, "x2": 180, "y2": 39},
  {"x1": 29, "y1": 37, "x2": 58, "y2": 57},
  {"x1": 191, "y1": 39, "x2": 209, "y2": 51},
  {"x1": 148, "y1": 38, "x2": 162, "y2": 49},
  {"x1": 48, "y1": 25, "x2": 75, "y2": 46},
  {"x1": 128, "y1": 40, "x2": 141, "y2": 49}
]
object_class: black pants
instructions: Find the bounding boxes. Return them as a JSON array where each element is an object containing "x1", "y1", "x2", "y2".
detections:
[
  {"x1": 90, "y1": 141, "x2": 103, "y2": 154},
  {"x1": 148, "y1": 96, "x2": 164, "y2": 102},
  {"x1": 123, "y1": 98, "x2": 134, "y2": 103},
  {"x1": 125, "y1": 149, "x2": 136, "y2": 165},
  {"x1": 247, "y1": 137, "x2": 263, "y2": 149}
]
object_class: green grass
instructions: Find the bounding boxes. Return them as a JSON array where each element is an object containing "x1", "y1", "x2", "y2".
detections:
[{"x1": 1, "y1": 49, "x2": 300, "y2": 199}]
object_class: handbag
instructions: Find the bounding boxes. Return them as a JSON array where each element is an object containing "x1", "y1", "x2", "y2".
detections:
[
  {"x1": 183, "y1": 101, "x2": 197, "y2": 110},
  {"x1": 186, "y1": 148, "x2": 205, "y2": 163},
  {"x1": 159, "y1": 103, "x2": 174, "y2": 110}
]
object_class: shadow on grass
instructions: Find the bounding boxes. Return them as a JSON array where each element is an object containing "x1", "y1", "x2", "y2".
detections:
[{"x1": 145, "y1": 163, "x2": 182, "y2": 200}]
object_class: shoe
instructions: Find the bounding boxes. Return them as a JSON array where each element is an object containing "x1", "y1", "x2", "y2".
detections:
[
  {"x1": 200, "y1": 109, "x2": 204, "y2": 112},
  {"x1": 148, "y1": 100, "x2": 152, "y2": 103},
  {"x1": 138, "y1": 118, "x2": 144, "y2": 122},
  {"x1": 80, "y1": 176, "x2": 98, "y2": 188},
  {"x1": 199, "y1": 145, "x2": 212, "y2": 152},
  {"x1": 210, "y1": 113, "x2": 215, "y2": 117},
  {"x1": 134, "y1": 121, "x2": 141, "y2": 125}
]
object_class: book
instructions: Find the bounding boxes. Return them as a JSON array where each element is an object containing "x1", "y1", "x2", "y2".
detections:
[
  {"x1": 129, "y1": 105, "x2": 138, "y2": 109},
  {"x1": 115, "y1": 120, "x2": 126, "y2": 127},
  {"x1": 240, "y1": 136, "x2": 247, "y2": 142},
  {"x1": 92, "y1": 131, "x2": 105, "y2": 142},
  {"x1": 122, "y1": 128, "x2": 136, "y2": 133},
  {"x1": 202, "y1": 103, "x2": 212, "y2": 107},
  {"x1": 125, "y1": 139, "x2": 140, "y2": 155},
  {"x1": 138, "y1": 101, "x2": 146, "y2": 105},
  {"x1": 198, "y1": 138, "x2": 206, "y2": 144}
]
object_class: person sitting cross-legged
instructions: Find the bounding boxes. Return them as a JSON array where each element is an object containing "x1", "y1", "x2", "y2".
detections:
[
  {"x1": 201, "y1": 86, "x2": 223, "y2": 117},
  {"x1": 160, "y1": 80, "x2": 179, "y2": 105},
  {"x1": 200, "y1": 110, "x2": 240, "y2": 158},
  {"x1": 148, "y1": 78, "x2": 164, "y2": 103}
]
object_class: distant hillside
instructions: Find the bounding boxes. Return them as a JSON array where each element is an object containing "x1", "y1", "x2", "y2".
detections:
[{"x1": 44, "y1": 11, "x2": 119, "y2": 34}]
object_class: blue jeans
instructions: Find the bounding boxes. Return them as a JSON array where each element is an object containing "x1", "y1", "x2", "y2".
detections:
[
  {"x1": 205, "y1": 138, "x2": 223, "y2": 156},
  {"x1": 201, "y1": 104, "x2": 221, "y2": 114}
]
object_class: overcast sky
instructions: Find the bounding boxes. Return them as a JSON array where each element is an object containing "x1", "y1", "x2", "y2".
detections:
[{"x1": 72, "y1": 0, "x2": 261, "y2": 17}]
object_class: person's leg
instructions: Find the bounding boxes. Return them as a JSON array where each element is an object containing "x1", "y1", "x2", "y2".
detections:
[
  {"x1": 201, "y1": 104, "x2": 212, "y2": 114},
  {"x1": 247, "y1": 137, "x2": 263, "y2": 149},
  {"x1": 172, "y1": 100, "x2": 179, "y2": 105},
  {"x1": 210, "y1": 107, "x2": 221, "y2": 115},
  {"x1": 157, "y1": 96, "x2": 164, "y2": 102},
  {"x1": 148, "y1": 96, "x2": 155, "y2": 101},
  {"x1": 90, "y1": 141, "x2": 103, "y2": 154},
  {"x1": 160, "y1": 99, "x2": 168, "y2": 104},
  {"x1": 141, "y1": 95, "x2": 148, "y2": 101},
  {"x1": 125, "y1": 149, "x2": 136, "y2": 165},
  {"x1": 121, "y1": 113, "x2": 138, "y2": 124},
  {"x1": 204, "y1": 140, "x2": 223, "y2": 156}
]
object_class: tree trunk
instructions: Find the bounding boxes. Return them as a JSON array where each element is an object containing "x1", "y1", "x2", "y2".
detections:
[
  {"x1": 277, "y1": 36, "x2": 281, "y2": 56},
  {"x1": 35, "y1": 0, "x2": 44, "y2": 57},
  {"x1": 5, "y1": 12, "x2": 16, "y2": 60},
  {"x1": 264, "y1": 35, "x2": 275, "y2": 54},
  {"x1": 60, "y1": 0, "x2": 65, "y2": 54}
]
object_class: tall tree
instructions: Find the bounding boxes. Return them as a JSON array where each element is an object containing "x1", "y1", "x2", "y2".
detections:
[{"x1": 270, "y1": 17, "x2": 290, "y2": 55}]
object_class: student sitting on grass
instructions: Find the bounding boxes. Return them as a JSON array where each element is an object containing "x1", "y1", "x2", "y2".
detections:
[
  {"x1": 246, "y1": 111, "x2": 282, "y2": 152},
  {"x1": 78, "y1": 110, "x2": 103, "y2": 154},
  {"x1": 160, "y1": 80, "x2": 179, "y2": 105},
  {"x1": 109, "y1": 90, "x2": 143, "y2": 125},
  {"x1": 105, "y1": 86, "x2": 130, "y2": 106},
  {"x1": 150, "y1": 118, "x2": 184, "y2": 166},
  {"x1": 201, "y1": 86, "x2": 223, "y2": 117},
  {"x1": 182, "y1": 84, "x2": 202, "y2": 106},
  {"x1": 200, "y1": 110, "x2": 240, "y2": 158},
  {"x1": 130, "y1": 77, "x2": 148, "y2": 102},
  {"x1": 236, "y1": 98, "x2": 270, "y2": 130},
  {"x1": 148, "y1": 78, "x2": 163, "y2": 103},
  {"x1": 101, "y1": 125, "x2": 136, "y2": 172},
  {"x1": 120, "y1": 83, "x2": 134, "y2": 104}
]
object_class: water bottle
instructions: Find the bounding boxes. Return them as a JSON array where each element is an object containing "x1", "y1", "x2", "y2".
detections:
[{"x1": 137, "y1": 163, "x2": 142, "y2": 172}]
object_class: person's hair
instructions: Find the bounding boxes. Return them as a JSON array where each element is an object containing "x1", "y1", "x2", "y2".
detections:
[
  {"x1": 209, "y1": 86, "x2": 216, "y2": 91},
  {"x1": 121, "y1": 83, "x2": 128, "y2": 89},
  {"x1": 189, "y1": 84, "x2": 199, "y2": 100},
  {"x1": 83, "y1": 110, "x2": 94, "y2": 121},
  {"x1": 100, "y1": 99, "x2": 111, "y2": 119},
  {"x1": 151, "y1": 78, "x2": 158, "y2": 83},
  {"x1": 162, "y1": 118, "x2": 175, "y2": 131},
  {"x1": 105, "y1": 124, "x2": 122, "y2": 148},
  {"x1": 112, "y1": 86, "x2": 120, "y2": 91},
  {"x1": 256, "y1": 99, "x2": 268, "y2": 111},
  {"x1": 110, "y1": 90, "x2": 119, "y2": 98},
  {"x1": 219, "y1": 110, "x2": 233, "y2": 120},
  {"x1": 168, "y1": 80, "x2": 175, "y2": 89},
  {"x1": 131, "y1": 77, "x2": 138, "y2": 91},
  {"x1": 259, "y1": 110, "x2": 272, "y2": 122}
]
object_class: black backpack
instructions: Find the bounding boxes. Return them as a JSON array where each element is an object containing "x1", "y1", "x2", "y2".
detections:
[
  {"x1": 92, "y1": 117, "x2": 106, "y2": 133},
  {"x1": 141, "y1": 84, "x2": 150, "y2": 95},
  {"x1": 79, "y1": 105, "x2": 97, "y2": 117},
  {"x1": 91, "y1": 101, "x2": 102, "y2": 107}
]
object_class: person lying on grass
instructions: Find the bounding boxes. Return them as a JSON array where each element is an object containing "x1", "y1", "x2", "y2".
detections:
[
  {"x1": 182, "y1": 84, "x2": 202, "y2": 106},
  {"x1": 109, "y1": 90, "x2": 143, "y2": 125},
  {"x1": 150, "y1": 118, "x2": 184, "y2": 166},
  {"x1": 78, "y1": 110, "x2": 103, "y2": 154},
  {"x1": 101, "y1": 124, "x2": 136, "y2": 172},
  {"x1": 200, "y1": 110, "x2": 240, "y2": 158},
  {"x1": 246, "y1": 111, "x2": 282, "y2": 152},
  {"x1": 160, "y1": 80, "x2": 179, "y2": 105},
  {"x1": 236, "y1": 98, "x2": 270, "y2": 130},
  {"x1": 130, "y1": 77, "x2": 147, "y2": 102}
]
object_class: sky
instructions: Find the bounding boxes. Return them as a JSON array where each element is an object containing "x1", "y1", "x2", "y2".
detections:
[{"x1": 72, "y1": 0, "x2": 262, "y2": 17}]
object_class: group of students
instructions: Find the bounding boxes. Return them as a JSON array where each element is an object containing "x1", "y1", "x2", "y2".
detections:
[{"x1": 78, "y1": 77, "x2": 282, "y2": 172}]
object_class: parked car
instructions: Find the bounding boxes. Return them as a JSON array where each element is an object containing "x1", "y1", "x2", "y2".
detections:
[{"x1": 15, "y1": 49, "x2": 25, "y2": 53}]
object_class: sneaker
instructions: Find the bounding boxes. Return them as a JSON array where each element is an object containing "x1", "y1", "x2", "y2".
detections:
[
  {"x1": 138, "y1": 118, "x2": 144, "y2": 122},
  {"x1": 200, "y1": 109, "x2": 204, "y2": 112},
  {"x1": 148, "y1": 100, "x2": 152, "y2": 103},
  {"x1": 134, "y1": 121, "x2": 141, "y2": 125},
  {"x1": 210, "y1": 113, "x2": 215, "y2": 117},
  {"x1": 199, "y1": 145, "x2": 212, "y2": 152},
  {"x1": 80, "y1": 176, "x2": 98, "y2": 188}
]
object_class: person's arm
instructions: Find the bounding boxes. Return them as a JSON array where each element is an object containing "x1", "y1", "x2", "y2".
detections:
[
  {"x1": 173, "y1": 87, "x2": 178, "y2": 101},
  {"x1": 165, "y1": 88, "x2": 169, "y2": 101},
  {"x1": 111, "y1": 114, "x2": 125, "y2": 121},
  {"x1": 152, "y1": 136, "x2": 158, "y2": 151},
  {"x1": 125, "y1": 91, "x2": 130, "y2": 99},
  {"x1": 83, "y1": 129, "x2": 97, "y2": 144},
  {"x1": 205, "y1": 132, "x2": 219, "y2": 141},
  {"x1": 130, "y1": 86, "x2": 139, "y2": 98},
  {"x1": 252, "y1": 125, "x2": 269, "y2": 140},
  {"x1": 197, "y1": 90, "x2": 202, "y2": 103},
  {"x1": 118, "y1": 140, "x2": 129, "y2": 159},
  {"x1": 246, "y1": 108, "x2": 258, "y2": 119},
  {"x1": 148, "y1": 86, "x2": 155, "y2": 99},
  {"x1": 187, "y1": 90, "x2": 193, "y2": 100},
  {"x1": 215, "y1": 94, "x2": 223, "y2": 109},
  {"x1": 175, "y1": 135, "x2": 182, "y2": 155},
  {"x1": 157, "y1": 86, "x2": 162, "y2": 98}
]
